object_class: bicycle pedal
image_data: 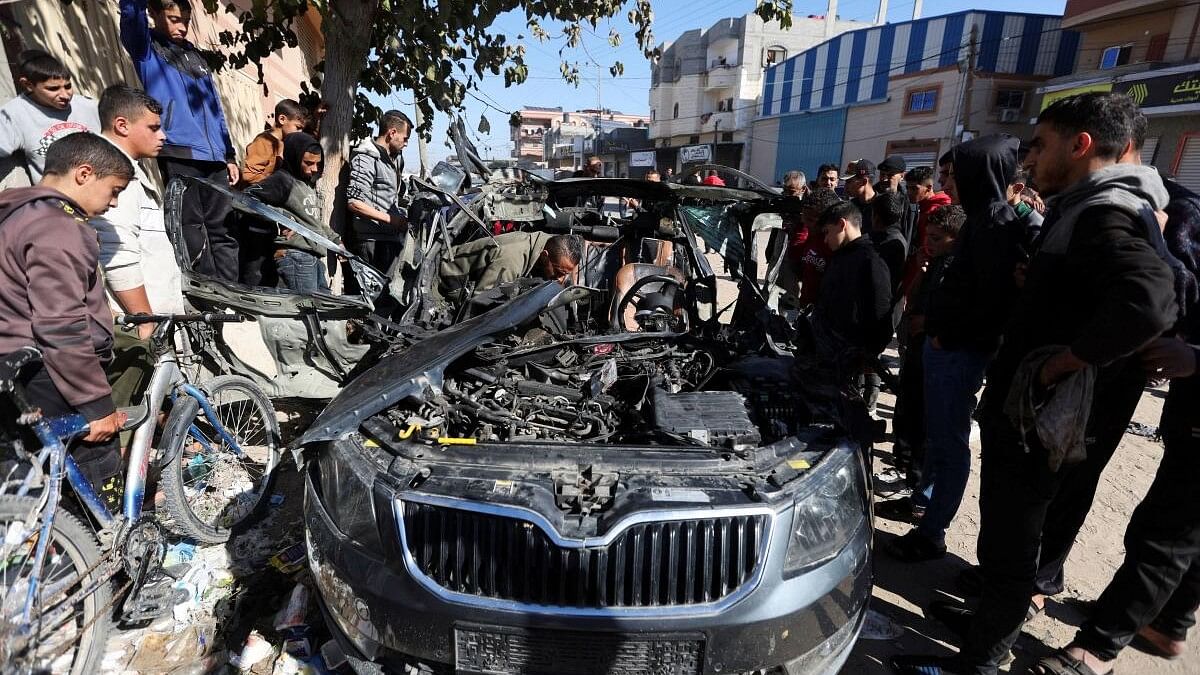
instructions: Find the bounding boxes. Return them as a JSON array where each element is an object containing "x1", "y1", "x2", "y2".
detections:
[{"x1": 121, "y1": 581, "x2": 189, "y2": 623}]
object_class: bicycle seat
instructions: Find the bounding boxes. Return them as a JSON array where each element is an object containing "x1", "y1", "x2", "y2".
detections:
[{"x1": 0, "y1": 347, "x2": 41, "y2": 392}]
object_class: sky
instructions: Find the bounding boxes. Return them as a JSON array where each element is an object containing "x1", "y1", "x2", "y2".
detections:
[{"x1": 377, "y1": 0, "x2": 1067, "y2": 170}]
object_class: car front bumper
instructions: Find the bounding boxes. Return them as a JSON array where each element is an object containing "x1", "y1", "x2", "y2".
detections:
[{"x1": 304, "y1": 469, "x2": 871, "y2": 675}]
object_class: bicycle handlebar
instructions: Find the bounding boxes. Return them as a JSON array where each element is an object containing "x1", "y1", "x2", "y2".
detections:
[{"x1": 117, "y1": 312, "x2": 246, "y2": 325}]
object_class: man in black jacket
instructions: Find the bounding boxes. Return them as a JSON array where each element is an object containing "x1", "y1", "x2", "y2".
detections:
[
  {"x1": 886, "y1": 134, "x2": 1026, "y2": 563},
  {"x1": 893, "y1": 93, "x2": 1178, "y2": 675}
]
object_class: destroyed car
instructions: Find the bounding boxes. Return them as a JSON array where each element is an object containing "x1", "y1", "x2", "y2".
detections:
[
  {"x1": 298, "y1": 171, "x2": 866, "y2": 674},
  {"x1": 162, "y1": 123, "x2": 870, "y2": 673}
]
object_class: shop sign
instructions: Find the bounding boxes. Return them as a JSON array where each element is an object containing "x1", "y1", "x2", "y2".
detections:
[
  {"x1": 1040, "y1": 83, "x2": 1113, "y2": 111},
  {"x1": 680, "y1": 145, "x2": 712, "y2": 163},
  {"x1": 629, "y1": 151, "x2": 656, "y2": 167},
  {"x1": 1115, "y1": 69, "x2": 1200, "y2": 109}
]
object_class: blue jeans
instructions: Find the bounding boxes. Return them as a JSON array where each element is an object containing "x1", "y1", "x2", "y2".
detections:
[
  {"x1": 276, "y1": 249, "x2": 328, "y2": 294},
  {"x1": 915, "y1": 342, "x2": 990, "y2": 542}
]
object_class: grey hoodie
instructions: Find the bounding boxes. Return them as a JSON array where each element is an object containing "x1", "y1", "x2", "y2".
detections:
[
  {"x1": 345, "y1": 139, "x2": 404, "y2": 241},
  {"x1": 1039, "y1": 163, "x2": 1169, "y2": 255}
]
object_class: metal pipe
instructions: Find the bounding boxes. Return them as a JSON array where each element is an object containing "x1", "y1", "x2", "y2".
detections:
[
  {"x1": 825, "y1": 0, "x2": 838, "y2": 38},
  {"x1": 876, "y1": 0, "x2": 889, "y2": 25}
]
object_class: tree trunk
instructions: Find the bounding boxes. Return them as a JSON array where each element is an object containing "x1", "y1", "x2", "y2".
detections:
[{"x1": 318, "y1": 0, "x2": 377, "y2": 236}]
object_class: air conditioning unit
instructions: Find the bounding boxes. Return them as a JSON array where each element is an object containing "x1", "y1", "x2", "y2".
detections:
[{"x1": 999, "y1": 108, "x2": 1021, "y2": 123}]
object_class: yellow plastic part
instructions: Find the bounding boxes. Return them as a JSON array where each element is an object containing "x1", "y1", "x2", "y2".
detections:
[
  {"x1": 397, "y1": 423, "x2": 421, "y2": 440},
  {"x1": 438, "y1": 437, "x2": 477, "y2": 446},
  {"x1": 787, "y1": 459, "x2": 811, "y2": 470}
]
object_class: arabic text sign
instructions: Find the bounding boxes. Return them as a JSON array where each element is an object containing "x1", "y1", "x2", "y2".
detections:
[
  {"x1": 1040, "y1": 83, "x2": 1113, "y2": 111},
  {"x1": 1115, "y1": 69, "x2": 1200, "y2": 109},
  {"x1": 680, "y1": 145, "x2": 712, "y2": 163},
  {"x1": 630, "y1": 151, "x2": 656, "y2": 167}
]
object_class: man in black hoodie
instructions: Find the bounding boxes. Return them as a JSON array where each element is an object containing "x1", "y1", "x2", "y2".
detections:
[
  {"x1": 244, "y1": 133, "x2": 341, "y2": 293},
  {"x1": 893, "y1": 93, "x2": 1177, "y2": 675},
  {"x1": 885, "y1": 134, "x2": 1026, "y2": 563}
]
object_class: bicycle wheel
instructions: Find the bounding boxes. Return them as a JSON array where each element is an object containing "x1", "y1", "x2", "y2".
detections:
[
  {"x1": 160, "y1": 375, "x2": 281, "y2": 544},
  {"x1": 0, "y1": 495, "x2": 110, "y2": 675}
]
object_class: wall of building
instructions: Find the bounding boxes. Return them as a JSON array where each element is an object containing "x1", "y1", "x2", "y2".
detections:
[
  {"x1": 747, "y1": 117, "x2": 780, "y2": 182},
  {"x1": 1, "y1": 0, "x2": 322, "y2": 163},
  {"x1": 1073, "y1": 6, "x2": 1193, "y2": 74},
  {"x1": 771, "y1": 108, "x2": 847, "y2": 183},
  {"x1": 648, "y1": 13, "x2": 867, "y2": 150},
  {"x1": 761, "y1": 11, "x2": 1076, "y2": 118}
]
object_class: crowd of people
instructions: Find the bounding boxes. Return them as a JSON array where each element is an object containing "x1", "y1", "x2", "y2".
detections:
[
  {"x1": 0, "y1": 2, "x2": 1197, "y2": 673},
  {"x1": 762, "y1": 92, "x2": 1198, "y2": 675}
]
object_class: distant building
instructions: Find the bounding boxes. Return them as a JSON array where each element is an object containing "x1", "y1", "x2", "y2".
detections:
[
  {"x1": 648, "y1": 10, "x2": 871, "y2": 175},
  {"x1": 750, "y1": 10, "x2": 1078, "y2": 184},
  {"x1": 1034, "y1": 0, "x2": 1200, "y2": 192},
  {"x1": 541, "y1": 109, "x2": 650, "y2": 173},
  {"x1": 510, "y1": 106, "x2": 561, "y2": 166}
]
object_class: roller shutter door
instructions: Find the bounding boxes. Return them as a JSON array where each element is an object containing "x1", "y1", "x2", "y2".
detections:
[
  {"x1": 897, "y1": 151, "x2": 937, "y2": 169},
  {"x1": 1176, "y1": 136, "x2": 1200, "y2": 193},
  {"x1": 1140, "y1": 137, "x2": 1159, "y2": 168}
]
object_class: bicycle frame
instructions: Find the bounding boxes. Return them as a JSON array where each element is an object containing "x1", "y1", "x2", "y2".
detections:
[{"x1": 8, "y1": 338, "x2": 247, "y2": 625}]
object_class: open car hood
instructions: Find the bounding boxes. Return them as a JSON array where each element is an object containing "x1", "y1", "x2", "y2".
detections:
[{"x1": 295, "y1": 281, "x2": 565, "y2": 446}]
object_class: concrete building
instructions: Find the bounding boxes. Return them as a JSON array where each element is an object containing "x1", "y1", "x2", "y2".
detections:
[
  {"x1": 0, "y1": 0, "x2": 323, "y2": 187},
  {"x1": 509, "y1": 106, "x2": 561, "y2": 167},
  {"x1": 1034, "y1": 0, "x2": 1200, "y2": 191},
  {"x1": 648, "y1": 10, "x2": 871, "y2": 175},
  {"x1": 751, "y1": 10, "x2": 1078, "y2": 184},
  {"x1": 542, "y1": 109, "x2": 650, "y2": 174}
]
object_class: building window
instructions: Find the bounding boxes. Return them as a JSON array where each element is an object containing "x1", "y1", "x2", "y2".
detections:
[
  {"x1": 1100, "y1": 44, "x2": 1132, "y2": 69},
  {"x1": 765, "y1": 46, "x2": 787, "y2": 66},
  {"x1": 721, "y1": 132, "x2": 734, "y2": 143},
  {"x1": 906, "y1": 88, "x2": 939, "y2": 114},
  {"x1": 651, "y1": 109, "x2": 655, "y2": 121},
  {"x1": 688, "y1": 135, "x2": 701, "y2": 145},
  {"x1": 673, "y1": 103, "x2": 679, "y2": 119},
  {"x1": 995, "y1": 89, "x2": 1026, "y2": 111}
]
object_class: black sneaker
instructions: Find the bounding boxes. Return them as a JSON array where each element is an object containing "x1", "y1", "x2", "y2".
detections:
[
  {"x1": 874, "y1": 496, "x2": 925, "y2": 523},
  {"x1": 874, "y1": 467, "x2": 909, "y2": 497},
  {"x1": 884, "y1": 529, "x2": 947, "y2": 562}
]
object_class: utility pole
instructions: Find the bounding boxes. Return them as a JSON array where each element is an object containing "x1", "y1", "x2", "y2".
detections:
[
  {"x1": 875, "y1": 0, "x2": 889, "y2": 26},
  {"x1": 414, "y1": 102, "x2": 429, "y2": 178},
  {"x1": 961, "y1": 23, "x2": 978, "y2": 140}
]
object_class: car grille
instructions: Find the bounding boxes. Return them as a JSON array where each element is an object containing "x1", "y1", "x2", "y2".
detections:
[{"x1": 400, "y1": 500, "x2": 768, "y2": 608}]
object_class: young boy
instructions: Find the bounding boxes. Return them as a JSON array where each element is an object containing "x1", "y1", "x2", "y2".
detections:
[
  {"x1": 879, "y1": 204, "x2": 965, "y2": 505},
  {"x1": 240, "y1": 99, "x2": 310, "y2": 187},
  {"x1": 793, "y1": 188, "x2": 843, "y2": 306},
  {"x1": 120, "y1": 0, "x2": 240, "y2": 281},
  {"x1": 0, "y1": 133, "x2": 133, "y2": 501},
  {"x1": 244, "y1": 132, "x2": 340, "y2": 293},
  {"x1": 0, "y1": 50, "x2": 101, "y2": 182}
]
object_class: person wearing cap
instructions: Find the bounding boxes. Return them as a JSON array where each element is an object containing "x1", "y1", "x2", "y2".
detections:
[
  {"x1": 843, "y1": 159, "x2": 877, "y2": 235},
  {"x1": 878, "y1": 155, "x2": 907, "y2": 193}
]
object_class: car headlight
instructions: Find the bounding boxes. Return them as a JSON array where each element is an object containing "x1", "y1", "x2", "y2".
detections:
[
  {"x1": 313, "y1": 438, "x2": 383, "y2": 551},
  {"x1": 782, "y1": 443, "x2": 868, "y2": 577}
]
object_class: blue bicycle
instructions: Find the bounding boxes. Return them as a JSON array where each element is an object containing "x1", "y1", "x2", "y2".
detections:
[{"x1": 0, "y1": 313, "x2": 280, "y2": 673}]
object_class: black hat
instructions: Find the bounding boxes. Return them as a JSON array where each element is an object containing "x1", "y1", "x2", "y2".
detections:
[
  {"x1": 841, "y1": 159, "x2": 876, "y2": 180},
  {"x1": 878, "y1": 155, "x2": 907, "y2": 175}
]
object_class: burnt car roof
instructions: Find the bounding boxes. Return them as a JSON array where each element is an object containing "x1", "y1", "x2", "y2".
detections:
[{"x1": 545, "y1": 177, "x2": 773, "y2": 204}]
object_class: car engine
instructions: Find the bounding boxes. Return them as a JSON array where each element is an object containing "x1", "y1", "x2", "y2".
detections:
[{"x1": 383, "y1": 328, "x2": 771, "y2": 449}]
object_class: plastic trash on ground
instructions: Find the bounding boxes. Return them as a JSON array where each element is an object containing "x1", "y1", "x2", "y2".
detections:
[{"x1": 860, "y1": 608, "x2": 906, "y2": 640}]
